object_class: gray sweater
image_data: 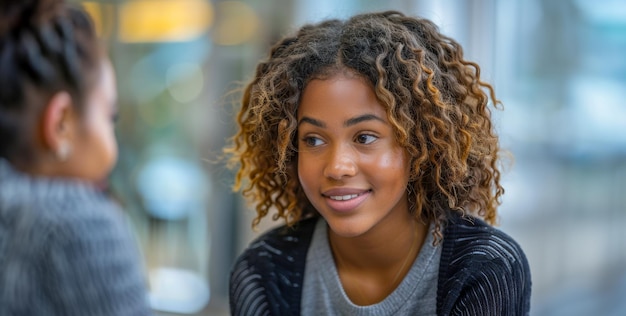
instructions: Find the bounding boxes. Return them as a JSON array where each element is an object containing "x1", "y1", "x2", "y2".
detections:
[
  {"x1": 0, "y1": 160, "x2": 152, "y2": 315},
  {"x1": 230, "y1": 212, "x2": 531, "y2": 315}
]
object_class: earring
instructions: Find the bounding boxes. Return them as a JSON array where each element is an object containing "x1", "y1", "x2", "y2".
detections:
[{"x1": 56, "y1": 141, "x2": 72, "y2": 162}]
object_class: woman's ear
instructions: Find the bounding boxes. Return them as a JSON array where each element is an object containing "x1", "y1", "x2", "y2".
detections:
[{"x1": 41, "y1": 91, "x2": 76, "y2": 161}]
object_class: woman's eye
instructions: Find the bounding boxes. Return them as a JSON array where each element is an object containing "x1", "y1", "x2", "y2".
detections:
[
  {"x1": 303, "y1": 136, "x2": 324, "y2": 147},
  {"x1": 356, "y1": 134, "x2": 377, "y2": 144}
]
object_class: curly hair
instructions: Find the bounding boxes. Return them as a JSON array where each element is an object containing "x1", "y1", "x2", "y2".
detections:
[
  {"x1": 0, "y1": 0, "x2": 101, "y2": 165},
  {"x1": 225, "y1": 11, "x2": 504, "y2": 240}
]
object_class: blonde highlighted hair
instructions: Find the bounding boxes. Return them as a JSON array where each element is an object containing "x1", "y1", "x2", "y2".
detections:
[{"x1": 225, "y1": 11, "x2": 504, "y2": 240}]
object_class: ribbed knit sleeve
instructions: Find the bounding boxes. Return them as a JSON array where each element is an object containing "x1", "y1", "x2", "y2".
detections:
[
  {"x1": 229, "y1": 218, "x2": 317, "y2": 316},
  {"x1": 436, "y1": 214, "x2": 532, "y2": 316}
]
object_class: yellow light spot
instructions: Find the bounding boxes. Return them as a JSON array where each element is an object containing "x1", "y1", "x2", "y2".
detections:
[{"x1": 119, "y1": 0, "x2": 214, "y2": 43}]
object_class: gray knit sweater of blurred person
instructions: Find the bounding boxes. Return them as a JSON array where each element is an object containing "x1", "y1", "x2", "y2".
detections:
[{"x1": 0, "y1": 159, "x2": 152, "y2": 315}]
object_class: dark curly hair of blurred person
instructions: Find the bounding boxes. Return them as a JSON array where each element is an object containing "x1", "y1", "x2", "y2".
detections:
[
  {"x1": 0, "y1": 0, "x2": 101, "y2": 167},
  {"x1": 225, "y1": 10, "x2": 504, "y2": 241}
]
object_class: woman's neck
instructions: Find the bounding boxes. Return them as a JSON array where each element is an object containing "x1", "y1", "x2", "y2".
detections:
[
  {"x1": 328, "y1": 215, "x2": 429, "y2": 305},
  {"x1": 329, "y1": 216, "x2": 427, "y2": 268}
]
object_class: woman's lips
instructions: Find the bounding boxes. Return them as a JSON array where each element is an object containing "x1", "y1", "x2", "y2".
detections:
[{"x1": 322, "y1": 189, "x2": 371, "y2": 213}]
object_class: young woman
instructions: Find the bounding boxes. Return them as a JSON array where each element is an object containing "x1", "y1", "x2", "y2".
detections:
[
  {"x1": 0, "y1": 0, "x2": 152, "y2": 314},
  {"x1": 227, "y1": 11, "x2": 531, "y2": 315}
]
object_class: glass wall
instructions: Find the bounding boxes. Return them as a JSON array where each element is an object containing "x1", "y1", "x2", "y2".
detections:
[{"x1": 78, "y1": 0, "x2": 626, "y2": 314}]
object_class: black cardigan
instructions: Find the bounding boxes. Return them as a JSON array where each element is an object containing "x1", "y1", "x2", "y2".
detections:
[{"x1": 230, "y1": 212, "x2": 531, "y2": 315}]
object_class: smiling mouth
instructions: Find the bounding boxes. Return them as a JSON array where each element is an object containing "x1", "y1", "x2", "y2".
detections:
[
  {"x1": 328, "y1": 194, "x2": 359, "y2": 201},
  {"x1": 322, "y1": 190, "x2": 371, "y2": 212},
  {"x1": 324, "y1": 189, "x2": 371, "y2": 201}
]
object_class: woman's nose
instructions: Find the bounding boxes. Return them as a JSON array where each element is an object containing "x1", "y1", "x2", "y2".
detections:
[{"x1": 323, "y1": 144, "x2": 357, "y2": 180}]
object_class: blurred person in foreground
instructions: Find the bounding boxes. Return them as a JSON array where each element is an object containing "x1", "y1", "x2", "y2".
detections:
[
  {"x1": 0, "y1": 0, "x2": 152, "y2": 315},
  {"x1": 226, "y1": 11, "x2": 531, "y2": 315}
]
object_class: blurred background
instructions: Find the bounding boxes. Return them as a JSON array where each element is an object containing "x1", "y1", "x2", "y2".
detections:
[{"x1": 74, "y1": 0, "x2": 625, "y2": 315}]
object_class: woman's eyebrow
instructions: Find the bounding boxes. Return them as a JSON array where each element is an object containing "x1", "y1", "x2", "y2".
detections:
[
  {"x1": 298, "y1": 113, "x2": 385, "y2": 128},
  {"x1": 298, "y1": 116, "x2": 325, "y2": 128},
  {"x1": 345, "y1": 114, "x2": 385, "y2": 127}
]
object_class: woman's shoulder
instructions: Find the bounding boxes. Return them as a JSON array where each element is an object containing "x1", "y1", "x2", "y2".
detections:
[
  {"x1": 233, "y1": 216, "x2": 318, "y2": 271},
  {"x1": 437, "y1": 212, "x2": 532, "y2": 315},
  {"x1": 442, "y1": 212, "x2": 528, "y2": 266},
  {"x1": 22, "y1": 183, "x2": 126, "y2": 242},
  {"x1": 1, "y1": 160, "x2": 117, "y2": 215},
  {"x1": 229, "y1": 216, "x2": 318, "y2": 316},
  {"x1": 1, "y1": 161, "x2": 127, "y2": 245}
]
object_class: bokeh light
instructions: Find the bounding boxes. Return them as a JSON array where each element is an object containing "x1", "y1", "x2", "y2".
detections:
[
  {"x1": 166, "y1": 62, "x2": 205, "y2": 103},
  {"x1": 119, "y1": 0, "x2": 214, "y2": 43}
]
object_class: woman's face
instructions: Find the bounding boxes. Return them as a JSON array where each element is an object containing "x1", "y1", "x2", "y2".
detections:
[
  {"x1": 297, "y1": 73, "x2": 411, "y2": 238},
  {"x1": 65, "y1": 59, "x2": 118, "y2": 182}
]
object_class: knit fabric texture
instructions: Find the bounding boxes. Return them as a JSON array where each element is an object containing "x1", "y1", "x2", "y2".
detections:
[
  {"x1": 229, "y1": 212, "x2": 531, "y2": 315},
  {"x1": 0, "y1": 160, "x2": 152, "y2": 316}
]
